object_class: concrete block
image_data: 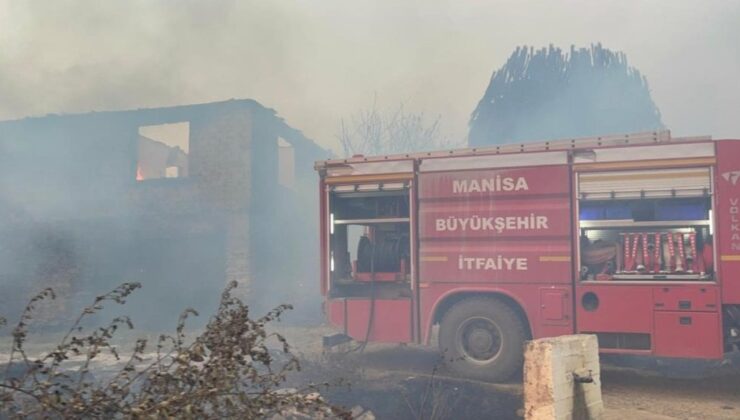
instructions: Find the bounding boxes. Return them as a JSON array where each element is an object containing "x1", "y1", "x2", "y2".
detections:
[{"x1": 524, "y1": 334, "x2": 603, "y2": 420}]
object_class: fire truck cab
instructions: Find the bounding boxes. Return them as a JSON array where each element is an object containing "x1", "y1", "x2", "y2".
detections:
[{"x1": 315, "y1": 131, "x2": 740, "y2": 381}]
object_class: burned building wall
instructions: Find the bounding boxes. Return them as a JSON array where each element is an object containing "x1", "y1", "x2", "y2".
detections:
[
  {"x1": 0, "y1": 99, "x2": 327, "y2": 328},
  {"x1": 246, "y1": 116, "x2": 328, "y2": 321}
]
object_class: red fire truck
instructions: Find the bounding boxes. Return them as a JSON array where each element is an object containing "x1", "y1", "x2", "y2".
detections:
[{"x1": 315, "y1": 131, "x2": 740, "y2": 380}]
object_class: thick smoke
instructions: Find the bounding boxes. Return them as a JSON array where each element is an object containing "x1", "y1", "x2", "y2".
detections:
[{"x1": 2, "y1": 1, "x2": 738, "y2": 151}]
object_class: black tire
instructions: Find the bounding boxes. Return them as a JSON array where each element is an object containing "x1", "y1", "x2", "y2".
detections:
[{"x1": 438, "y1": 297, "x2": 527, "y2": 382}]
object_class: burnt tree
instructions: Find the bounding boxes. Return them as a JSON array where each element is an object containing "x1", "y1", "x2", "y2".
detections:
[{"x1": 469, "y1": 44, "x2": 663, "y2": 146}]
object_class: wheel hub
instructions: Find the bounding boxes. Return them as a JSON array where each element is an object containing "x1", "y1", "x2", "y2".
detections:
[
  {"x1": 459, "y1": 317, "x2": 502, "y2": 363},
  {"x1": 468, "y1": 328, "x2": 494, "y2": 353}
]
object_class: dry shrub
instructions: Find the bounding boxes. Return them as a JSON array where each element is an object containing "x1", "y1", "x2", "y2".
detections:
[{"x1": 0, "y1": 281, "x2": 349, "y2": 419}]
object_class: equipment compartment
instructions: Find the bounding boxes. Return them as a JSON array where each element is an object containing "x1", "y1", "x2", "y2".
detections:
[
  {"x1": 653, "y1": 286, "x2": 718, "y2": 312},
  {"x1": 653, "y1": 311, "x2": 722, "y2": 358},
  {"x1": 577, "y1": 167, "x2": 715, "y2": 282},
  {"x1": 328, "y1": 184, "x2": 412, "y2": 297}
]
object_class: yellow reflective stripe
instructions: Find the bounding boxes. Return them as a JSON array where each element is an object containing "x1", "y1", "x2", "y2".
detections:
[
  {"x1": 325, "y1": 173, "x2": 413, "y2": 184},
  {"x1": 539, "y1": 256, "x2": 572, "y2": 262}
]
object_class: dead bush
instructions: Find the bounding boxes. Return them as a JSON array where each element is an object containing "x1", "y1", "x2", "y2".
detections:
[{"x1": 0, "y1": 281, "x2": 349, "y2": 419}]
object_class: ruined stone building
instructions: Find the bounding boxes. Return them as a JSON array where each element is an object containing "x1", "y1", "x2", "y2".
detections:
[{"x1": 0, "y1": 99, "x2": 328, "y2": 326}]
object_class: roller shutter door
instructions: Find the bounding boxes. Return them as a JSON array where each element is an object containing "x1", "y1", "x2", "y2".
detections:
[{"x1": 578, "y1": 168, "x2": 711, "y2": 200}]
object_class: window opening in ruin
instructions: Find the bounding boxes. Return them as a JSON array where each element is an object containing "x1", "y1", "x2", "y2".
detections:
[
  {"x1": 137, "y1": 122, "x2": 190, "y2": 181},
  {"x1": 278, "y1": 137, "x2": 295, "y2": 188}
]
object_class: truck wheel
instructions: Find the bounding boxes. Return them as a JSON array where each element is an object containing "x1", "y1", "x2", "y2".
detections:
[{"x1": 438, "y1": 297, "x2": 527, "y2": 382}]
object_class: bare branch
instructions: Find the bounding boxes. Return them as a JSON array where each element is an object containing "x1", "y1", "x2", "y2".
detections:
[{"x1": 337, "y1": 98, "x2": 459, "y2": 157}]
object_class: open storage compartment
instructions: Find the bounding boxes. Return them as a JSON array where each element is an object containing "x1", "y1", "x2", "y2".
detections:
[
  {"x1": 328, "y1": 182, "x2": 412, "y2": 298},
  {"x1": 577, "y1": 167, "x2": 715, "y2": 282}
]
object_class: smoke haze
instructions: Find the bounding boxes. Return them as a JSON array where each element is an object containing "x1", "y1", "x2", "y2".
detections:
[{"x1": 1, "y1": 0, "x2": 739, "y2": 149}]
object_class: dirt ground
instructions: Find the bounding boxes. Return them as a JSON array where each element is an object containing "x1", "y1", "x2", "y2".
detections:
[
  {"x1": 3, "y1": 324, "x2": 740, "y2": 419},
  {"x1": 277, "y1": 325, "x2": 740, "y2": 420},
  {"x1": 600, "y1": 367, "x2": 740, "y2": 420}
]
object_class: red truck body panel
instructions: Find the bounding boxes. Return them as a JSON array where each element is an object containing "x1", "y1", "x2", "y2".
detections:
[
  {"x1": 716, "y1": 140, "x2": 740, "y2": 303},
  {"x1": 418, "y1": 165, "x2": 572, "y2": 285},
  {"x1": 417, "y1": 164, "x2": 574, "y2": 342},
  {"x1": 317, "y1": 133, "x2": 740, "y2": 362},
  {"x1": 327, "y1": 298, "x2": 413, "y2": 343},
  {"x1": 420, "y1": 284, "x2": 574, "y2": 342},
  {"x1": 654, "y1": 311, "x2": 722, "y2": 358}
]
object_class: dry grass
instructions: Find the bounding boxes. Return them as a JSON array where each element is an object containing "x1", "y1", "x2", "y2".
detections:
[{"x1": 0, "y1": 281, "x2": 350, "y2": 419}]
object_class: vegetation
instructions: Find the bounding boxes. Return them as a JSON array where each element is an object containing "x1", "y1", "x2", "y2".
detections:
[
  {"x1": 0, "y1": 281, "x2": 349, "y2": 419},
  {"x1": 338, "y1": 97, "x2": 458, "y2": 156}
]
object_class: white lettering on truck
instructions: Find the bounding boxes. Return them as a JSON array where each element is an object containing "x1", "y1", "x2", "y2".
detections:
[
  {"x1": 452, "y1": 176, "x2": 529, "y2": 193},
  {"x1": 435, "y1": 214, "x2": 549, "y2": 233},
  {"x1": 731, "y1": 198, "x2": 740, "y2": 251},
  {"x1": 458, "y1": 255, "x2": 528, "y2": 271}
]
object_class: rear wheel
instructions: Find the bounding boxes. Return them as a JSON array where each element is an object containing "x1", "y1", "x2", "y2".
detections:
[{"x1": 438, "y1": 297, "x2": 527, "y2": 381}]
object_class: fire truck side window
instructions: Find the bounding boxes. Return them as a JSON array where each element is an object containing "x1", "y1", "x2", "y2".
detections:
[
  {"x1": 328, "y1": 188, "x2": 412, "y2": 298},
  {"x1": 577, "y1": 167, "x2": 715, "y2": 281}
]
